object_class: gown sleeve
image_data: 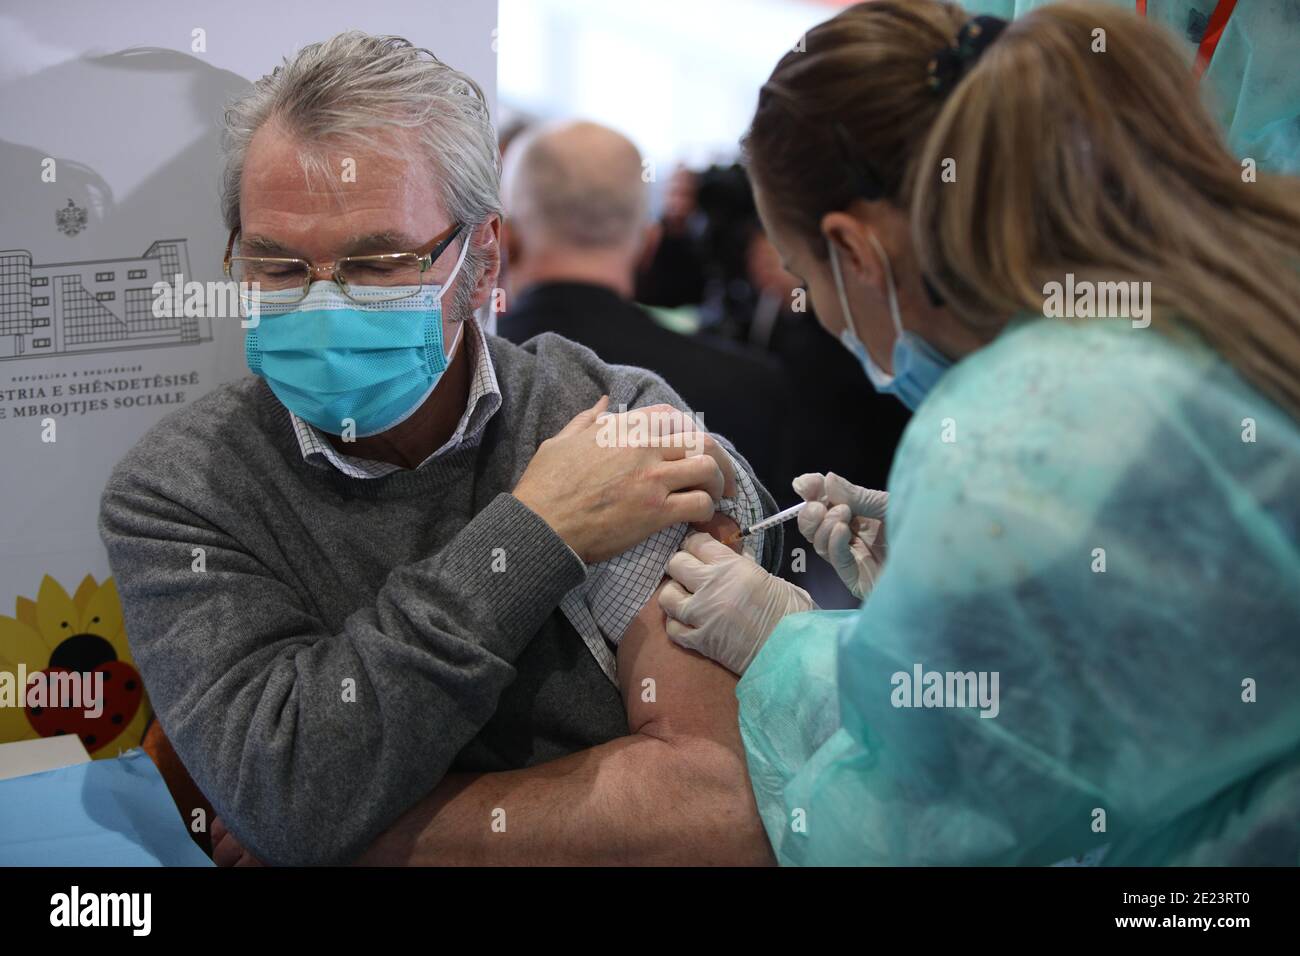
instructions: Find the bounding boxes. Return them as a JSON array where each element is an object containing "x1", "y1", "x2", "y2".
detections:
[{"x1": 738, "y1": 319, "x2": 1300, "y2": 865}]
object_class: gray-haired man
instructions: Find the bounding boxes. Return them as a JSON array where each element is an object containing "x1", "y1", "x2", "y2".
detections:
[{"x1": 100, "y1": 33, "x2": 778, "y2": 865}]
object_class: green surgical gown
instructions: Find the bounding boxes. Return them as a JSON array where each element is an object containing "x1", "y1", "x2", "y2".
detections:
[{"x1": 738, "y1": 318, "x2": 1300, "y2": 865}]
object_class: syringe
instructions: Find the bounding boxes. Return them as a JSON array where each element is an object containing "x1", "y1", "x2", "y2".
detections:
[{"x1": 740, "y1": 500, "x2": 808, "y2": 538}]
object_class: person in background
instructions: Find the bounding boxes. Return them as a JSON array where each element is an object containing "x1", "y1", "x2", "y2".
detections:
[
  {"x1": 498, "y1": 119, "x2": 793, "y2": 496},
  {"x1": 490, "y1": 113, "x2": 536, "y2": 329},
  {"x1": 634, "y1": 163, "x2": 708, "y2": 310},
  {"x1": 638, "y1": 163, "x2": 774, "y2": 342}
]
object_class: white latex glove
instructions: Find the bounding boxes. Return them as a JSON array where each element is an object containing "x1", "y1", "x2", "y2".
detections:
[
  {"x1": 660, "y1": 532, "x2": 817, "y2": 675},
  {"x1": 792, "y1": 472, "x2": 889, "y2": 600}
]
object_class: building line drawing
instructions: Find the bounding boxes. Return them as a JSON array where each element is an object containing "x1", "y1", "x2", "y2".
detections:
[{"x1": 0, "y1": 239, "x2": 210, "y2": 361}]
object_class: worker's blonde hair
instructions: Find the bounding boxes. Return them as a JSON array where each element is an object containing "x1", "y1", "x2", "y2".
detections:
[{"x1": 744, "y1": 0, "x2": 1300, "y2": 418}]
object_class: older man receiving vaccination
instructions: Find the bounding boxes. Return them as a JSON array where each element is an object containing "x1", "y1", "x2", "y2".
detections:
[{"x1": 99, "y1": 33, "x2": 781, "y2": 866}]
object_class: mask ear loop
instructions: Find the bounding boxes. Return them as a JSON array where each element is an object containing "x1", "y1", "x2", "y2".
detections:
[
  {"x1": 828, "y1": 232, "x2": 904, "y2": 345},
  {"x1": 434, "y1": 229, "x2": 474, "y2": 364},
  {"x1": 864, "y1": 232, "x2": 905, "y2": 339},
  {"x1": 442, "y1": 313, "x2": 467, "y2": 365},
  {"x1": 827, "y1": 238, "x2": 859, "y2": 342},
  {"x1": 434, "y1": 229, "x2": 473, "y2": 306}
]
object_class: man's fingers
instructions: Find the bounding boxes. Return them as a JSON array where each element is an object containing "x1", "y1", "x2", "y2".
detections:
[
  {"x1": 707, "y1": 442, "x2": 738, "y2": 502},
  {"x1": 597, "y1": 404, "x2": 737, "y2": 498},
  {"x1": 643, "y1": 435, "x2": 738, "y2": 498},
  {"x1": 663, "y1": 488, "x2": 717, "y2": 525},
  {"x1": 611, "y1": 404, "x2": 695, "y2": 445},
  {"x1": 696, "y1": 434, "x2": 738, "y2": 499},
  {"x1": 659, "y1": 455, "x2": 724, "y2": 503},
  {"x1": 640, "y1": 403, "x2": 696, "y2": 434},
  {"x1": 558, "y1": 394, "x2": 611, "y2": 438},
  {"x1": 599, "y1": 405, "x2": 738, "y2": 497}
]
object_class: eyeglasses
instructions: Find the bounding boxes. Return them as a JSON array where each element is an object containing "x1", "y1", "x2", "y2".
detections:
[{"x1": 223, "y1": 221, "x2": 465, "y2": 305}]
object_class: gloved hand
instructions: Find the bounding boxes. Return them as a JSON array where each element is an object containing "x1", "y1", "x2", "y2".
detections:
[
  {"x1": 660, "y1": 532, "x2": 817, "y2": 675},
  {"x1": 793, "y1": 472, "x2": 889, "y2": 600}
]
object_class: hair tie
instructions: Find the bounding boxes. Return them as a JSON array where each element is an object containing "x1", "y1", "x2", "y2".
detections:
[{"x1": 926, "y1": 15, "x2": 1008, "y2": 97}]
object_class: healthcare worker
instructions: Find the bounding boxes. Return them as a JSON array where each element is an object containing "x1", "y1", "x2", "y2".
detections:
[{"x1": 659, "y1": 0, "x2": 1300, "y2": 865}]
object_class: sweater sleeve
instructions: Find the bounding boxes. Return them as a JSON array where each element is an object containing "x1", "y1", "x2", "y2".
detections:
[{"x1": 99, "y1": 479, "x2": 585, "y2": 866}]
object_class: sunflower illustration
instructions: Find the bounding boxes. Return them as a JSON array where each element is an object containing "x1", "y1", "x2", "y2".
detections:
[{"x1": 0, "y1": 574, "x2": 151, "y2": 758}]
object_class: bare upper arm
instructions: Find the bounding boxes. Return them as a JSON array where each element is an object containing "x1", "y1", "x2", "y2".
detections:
[{"x1": 617, "y1": 514, "x2": 743, "y2": 742}]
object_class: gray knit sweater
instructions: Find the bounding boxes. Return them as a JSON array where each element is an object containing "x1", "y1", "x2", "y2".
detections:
[{"x1": 99, "y1": 331, "x2": 778, "y2": 865}]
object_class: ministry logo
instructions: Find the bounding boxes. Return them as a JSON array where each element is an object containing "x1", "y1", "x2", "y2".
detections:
[{"x1": 56, "y1": 199, "x2": 88, "y2": 237}]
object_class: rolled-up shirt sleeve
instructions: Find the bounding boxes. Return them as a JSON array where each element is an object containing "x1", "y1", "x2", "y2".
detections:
[{"x1": 560, "y1": 446, "x2": 775, "y2": 680}]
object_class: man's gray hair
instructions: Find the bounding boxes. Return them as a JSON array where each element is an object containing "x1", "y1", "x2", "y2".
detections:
[{"x1": 220, "y1": 32, "x2": 502, "y2": 239}]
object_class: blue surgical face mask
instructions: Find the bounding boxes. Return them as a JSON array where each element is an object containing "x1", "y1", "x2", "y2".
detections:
[
  {"x1": 246, "y1": 235, "x2": 470, "y2": 437},
  {"x1": 828, "y1": 233, "x2": 952, "y2": 411}
]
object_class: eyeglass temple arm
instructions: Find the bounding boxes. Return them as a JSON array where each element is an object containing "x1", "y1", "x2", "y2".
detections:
[
  {"x1": 419, "y1": 222, "x2": 465, "y2": 267},
  {"x1": 223, "y1": 227, "x2": 240, "y2": 275}
]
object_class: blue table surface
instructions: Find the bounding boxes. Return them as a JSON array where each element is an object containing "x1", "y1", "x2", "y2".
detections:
[{"x1": 0, "y1": 748, "x2": 214, "y2": 866}]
